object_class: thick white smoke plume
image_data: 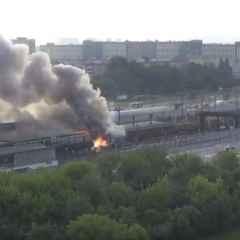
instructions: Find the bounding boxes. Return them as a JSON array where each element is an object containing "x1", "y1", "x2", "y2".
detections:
[{"x1": 0, "y1": 36, "x2": 124, "y2": 138}]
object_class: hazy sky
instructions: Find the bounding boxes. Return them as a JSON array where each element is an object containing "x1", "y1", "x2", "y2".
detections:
[{"x1": 2, "y1": 0, "x2": 240, "y2": 44}]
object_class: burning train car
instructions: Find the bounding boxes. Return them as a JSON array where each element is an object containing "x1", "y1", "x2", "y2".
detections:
[
  {"x1": 0, "y1": 118, "x2": 202, "y2": 172},
  {"x1": 0, "y1": 125, "x2": 94, "y2": 169}
]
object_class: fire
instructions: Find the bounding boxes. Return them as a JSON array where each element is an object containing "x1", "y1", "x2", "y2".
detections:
[{"x1": 92, "y1": 136, "x2": 109, "y2": 151}]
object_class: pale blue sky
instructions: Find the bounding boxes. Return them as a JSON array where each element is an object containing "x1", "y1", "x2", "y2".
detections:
[{"x1": 2, "y1": 0, "x2": 240, "y2": 44}]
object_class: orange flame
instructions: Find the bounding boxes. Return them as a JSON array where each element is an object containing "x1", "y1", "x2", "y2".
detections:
[{"x1": 92, "y1": 136, "x2": 108, "y2": 152}]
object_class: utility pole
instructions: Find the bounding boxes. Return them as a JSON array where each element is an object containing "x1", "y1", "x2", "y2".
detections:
[
  {"x1": 115, "y1": 106, "x2": 121, "y2": 125},
  {"x1": 214, "y1": 95, "x2": 217, "y2": 110},
  {"x1": 200, "y1": 96, "x2": 204, "y2": 111},
  {"x1": 180, "y1": 95, "x2": 184, "y2": 119},
  {"x1": 235, "y1": 95, "x2": 239, "y2": 111},
  {"x1": 132, "y1": 115, "x2": 136, "y2": 127},
  {"x1": 149, "y1": 113, "x2": 153, "y2": 124}
]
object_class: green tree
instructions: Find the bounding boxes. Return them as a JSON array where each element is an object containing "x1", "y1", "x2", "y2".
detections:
[
  {"x1": 26, "y1": 223, "x2": 63, "y2": 240},
  {"x1": 108, "y1": 182, "x2": 134, "y2": 208},
  {"x1": 169, "y1": 154, "x2": 205, "y2": 185},
  {"x1": 187, "y1": 176, "x2": 234, "y2": 235},
  {"x1": 61, "y1": 161, "x2": 96, "y2": 182},
  {"x1": 66, "y1": 214, "x2": 148, "y2": 240},
  {"x1": 112, "y1": 206, "x2": 137, "y2": 225},
  {"x1": 127, "y1": 224, "x2": 149, "y2": 240},
  {"x1": 119, "y1": 150, "x2": 169, "y2": 190},
  {"x1": 97, "y1": 153, "x2": 122, "y2": 182},
  {"x1": 214, "y1": 151, "x2": 240, "y2": 172},
  {"x1": 170, "y1": 206, "x2": 200, "y2": 240},
  {"x1": 213, "y1": 151, "x2": 240, "y2": 192},
  {"x1": 96, "y1": 58, "x2": 235, "y2": 98},
  {"x1": 140, "y1": 177, "x2": 173, "y2": 212},
  {"x1": 77, "y1": 175, "x2": 107, "y2": 208},
  {"x1": 188, "y1": 176, "x2": 225, "y2": 206}
]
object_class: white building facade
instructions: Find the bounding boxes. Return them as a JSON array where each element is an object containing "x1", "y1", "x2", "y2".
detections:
[
  {"x1": 156, "y1": 41, "x2": 182, "y2": 62},
  {"x1": 102, "y1": 42, "x2": 127, "y2": 60},
  {"x1": 40, "y1": 43, "x2": 83, "y2": 66},
  {"x1": 38, "y1": 40, "x2": 240, "y2": 78},
  {"x1": 202, "y1": 44, "x2": 236, "y2": 66}
]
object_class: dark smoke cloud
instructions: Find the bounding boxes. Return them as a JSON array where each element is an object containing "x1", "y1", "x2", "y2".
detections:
[{"x1": 0, "y1": 36, "x2": 124, "y2": 138}]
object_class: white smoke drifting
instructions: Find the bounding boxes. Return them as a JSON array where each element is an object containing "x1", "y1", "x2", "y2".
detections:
[{"x1": 0, "y1": 36, "x2": 124, "y2": 139}]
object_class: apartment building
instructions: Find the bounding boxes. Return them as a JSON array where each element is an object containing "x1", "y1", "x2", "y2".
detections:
[
  {"x1": 202, "y1": 44, "x2": 236, "y2": 65},
  {"x1": 40, "y1": 43, "x2": 83, "y2": 66},
  {"x1": 102, "y1": 41, "x2": 127, "y2": 60},
  {"x1": 12, "y1": 37, "x2": 36, "y2": 54}
]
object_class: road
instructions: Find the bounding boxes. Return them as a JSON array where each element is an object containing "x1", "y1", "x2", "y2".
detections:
[{"x1": 119, "y1": 129, "x2": 240, "y2": 160}]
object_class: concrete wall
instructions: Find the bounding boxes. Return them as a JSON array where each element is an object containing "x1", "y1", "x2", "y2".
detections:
[{"x1": 14, "y1": 148, "x2": 56, "y2": 167}]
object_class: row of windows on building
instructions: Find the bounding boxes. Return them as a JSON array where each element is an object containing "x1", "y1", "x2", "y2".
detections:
[
  {"x1": 38, "y1": 40, "x2": 240, "y2": 65},
  {"x1": 10, "y1": 38, "x2": 240, "y2": 77},
  {"x1": 11, "y1": 38, "x2": 240, "y2": 64}
]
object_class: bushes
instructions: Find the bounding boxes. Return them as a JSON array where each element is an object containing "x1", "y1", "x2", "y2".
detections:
[{"x1": 0, "y1": 149, "x2": 240, "y2": 239}]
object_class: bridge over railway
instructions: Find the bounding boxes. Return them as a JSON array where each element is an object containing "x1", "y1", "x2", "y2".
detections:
[{"x1": 199, "y1": 109, "x2": 240, "y2": 131}]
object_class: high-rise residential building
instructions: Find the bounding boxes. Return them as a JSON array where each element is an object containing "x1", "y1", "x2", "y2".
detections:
[
  {"x1": 12, "y1": 37, "x2": 36, "y2": 54},
  {"x1": 141, "y1": 41, "x2": 157, "y2": 60},
  {"x1": 40, "y1": 43, "x2": 83, "y2": 66},
  {"x1": 102, "y1": 41, "x2": 127, "y2": 60},
  {"x1": 126, "y1": 41, "x2": 157, "y2": 61},
  {"x1": 156, "y1": 40, "x2": 203, "y2": 63},
  {"x1": 38, "y1": 39, "x2": 240, "y2": 78},
  {"x1": 126, "y1": 41, "x2": 142, "y2": 61},
  {"x1": 235, "y1": 42, "x2": 240, "y2": 63},
  {"x1": 82, "y1": 40, "x2": 103, "y2": 60},
  {"x1": 156, "y1": 41, "x2": 183, "y2": 62},
  {"x1": 179, "y1": 40, "x2": 203, "y2": 60},
  {"x1": 202, "y1": 44, "x2": 236, "y2": 66}
]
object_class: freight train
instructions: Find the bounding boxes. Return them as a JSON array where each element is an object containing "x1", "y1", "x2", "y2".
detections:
[
  {"x1": 122, "y1": 121, "x2": 199, "y2": 144},
  {"x1": 0, "y1": 117, "x2": 201, "y2": 169},
  {"x1": 2, "y1": 120, "x2": 199, "y2": 147}
]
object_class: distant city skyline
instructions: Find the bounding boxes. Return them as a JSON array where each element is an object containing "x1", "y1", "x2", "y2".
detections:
[
  {"x1": 41, "y1": 37, "x2": 240, "y2": 45},
  {"x1": 11, "y1": 36, "x2": 240, "y2": 46},
  {"x1": 3, "y1": 0, "x2": 240, "y2": 44}
]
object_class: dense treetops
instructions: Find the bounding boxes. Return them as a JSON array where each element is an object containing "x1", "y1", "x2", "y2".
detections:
[
  {"x1": 95, "y1": 57, "x2": 235, "y2": 97},
  {"x1": 1, "y1": 148, "x2": 240, "y2": 239}
]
